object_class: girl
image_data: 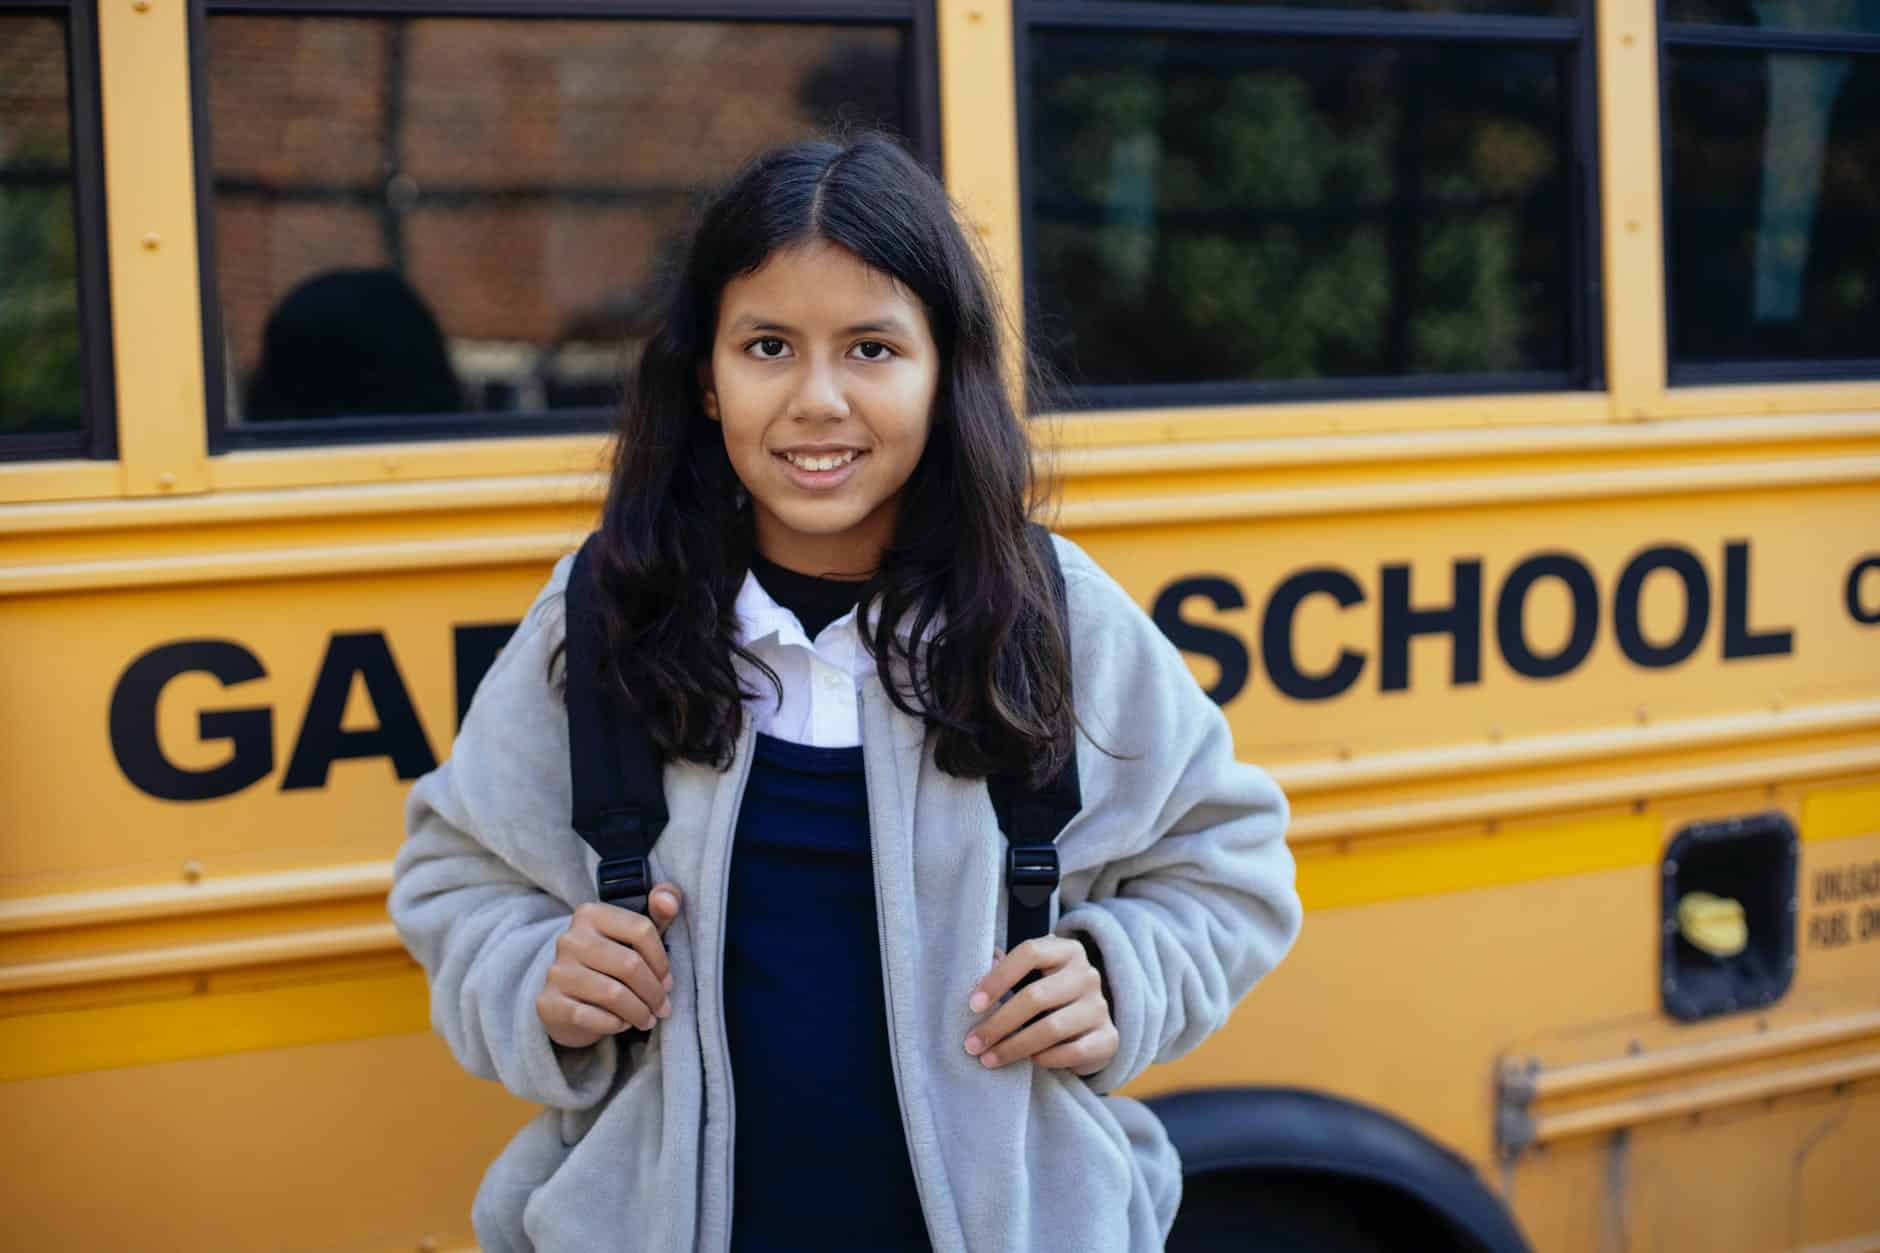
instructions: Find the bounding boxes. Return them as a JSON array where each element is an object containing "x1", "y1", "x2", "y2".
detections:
[{"x1": 389, "y1": 133, "x2": 1301, "y2": 1253}]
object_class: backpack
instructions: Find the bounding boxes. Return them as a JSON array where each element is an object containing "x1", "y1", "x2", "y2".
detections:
[{"x1": 561, "y1": 527, "x2": 1082, "y2": 955}]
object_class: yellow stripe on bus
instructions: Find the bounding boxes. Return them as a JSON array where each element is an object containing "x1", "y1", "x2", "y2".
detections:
[
  {"x1": 0, "y1": 970, "x2": 428, "y2": 1084},
  {"x1": 1296, "y1": 813, "x2": 1662, "y2": 913},
  {"x1": 1299, "y1": 778, "x2": 1878, "y2": 913},
  {"x1": 1805, "y1": 782, "x2": 1880, "y2": 844}
]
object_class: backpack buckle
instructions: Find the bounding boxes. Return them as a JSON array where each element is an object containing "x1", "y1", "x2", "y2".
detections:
[
  {"x1": 1006, "y1": 845, "x2": 1060, "y2": 910},
  {"x1": 596, "y1": 855, "x2": 651, "y2": 913}
]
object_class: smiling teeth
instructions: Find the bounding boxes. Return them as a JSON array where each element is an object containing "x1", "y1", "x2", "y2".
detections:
[{"x1": 783, "y1": 450, "x2": 857, "y2": 472}]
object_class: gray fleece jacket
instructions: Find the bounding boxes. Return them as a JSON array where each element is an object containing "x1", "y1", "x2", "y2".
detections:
[{"x1": 388, "y1": 534, "x2": 1301, "y2": 1253}]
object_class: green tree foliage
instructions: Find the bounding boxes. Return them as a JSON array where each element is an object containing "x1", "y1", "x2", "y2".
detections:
[
  {"x1": 0, "y1": 184, "x2": 83, "y2": 434},
  {"x1": 1029, "y1": 35, "x2": 1569, "y2": 390},
  {"x1": 0, "y1": 43, "x2": 84, "y2": 436}
]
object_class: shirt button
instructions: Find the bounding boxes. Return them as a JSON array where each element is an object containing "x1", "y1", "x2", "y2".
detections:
[{"x1": 821, "y1": 670, "x2": 844, "y2": 690}]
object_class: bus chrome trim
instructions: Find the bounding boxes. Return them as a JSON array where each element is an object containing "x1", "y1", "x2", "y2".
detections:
[
  {"x1": 1279, "y1": 700, "x2": 1880, "y2": 798},
  {"x1": 0, "y1": 921, "x2": 401, "y2": 993},
  {"x1": 1508, "y1": 1049, "x2": 1880, "y2": 1151},
  {"x1": 1290, "y1": 743, "x2": 1880, "y2": 845},
  {"x1": 1057, "y1": 454, "x2": 1880, "y2": 531},
  {"x1": 1524, "y1": 1009, "x2": 1880, "y2": 1104},
  {"x1": 0, "y1": 861, "x2": 394, "y2": 933}
]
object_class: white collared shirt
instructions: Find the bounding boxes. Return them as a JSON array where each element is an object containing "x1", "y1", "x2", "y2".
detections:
[{"x1": 732, "y1": 570, "x2": 869, "y2": 748}]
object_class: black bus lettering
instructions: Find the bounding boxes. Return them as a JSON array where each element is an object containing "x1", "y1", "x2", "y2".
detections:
[
  {"x1": 281, "y1": 632, "x2": 436, "y2": 791},
  {"x1": 1849, "y1": 555, "x2": 1880, "y2": 626},
  {"x1": 453, "y1": 622, "x2": 520, "y2": 728},
  {"x1": 109, "y1": 640, "x2": 275, "y2": 802},
  {"x1": 1262, "y1": 568, "x2": 1366, "y2": 702},
  {"x1": 1614, "y1": 544, "x2": 1709, "y2": 669},
  {"x1": 1496, "y1": 552, "x2": 1599, "y2": 680},
  {"x1": 1381, "y1": 559, "x2": 1483, "y2": 692},
  {"x1": 1809, "y1": 911, "x2": 1851, "y2": 948},
  {"x1": 1722, "y1": 540, "x2": 1794, "y2": 659},
  {"x1": 112, "y1": 624, "x2": 524, "y2": 799},
  {"x1": 1152, "y1": 576, "x2": 1251, "y2": 705}
]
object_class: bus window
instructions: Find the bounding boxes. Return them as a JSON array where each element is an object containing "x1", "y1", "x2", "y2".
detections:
[
  {"x1": 1666, "y1": 0, "x2": 1880, "y2": 33},
  {"x1": 197, "y1": 10, "x2": 928, "y2": 447},
  {"x1": 1, "y1": 6, "x2": 110, "y2": 459},
  {"x1": 1662, "y1": 2, "x2": 1880, "y2": 382},
  {"x1": 1122, "y1": 0, "x2": 1574, "y2": 10},
  {"x1": 1017, "y1": 2, "x2": 1597, "y2": 408}
]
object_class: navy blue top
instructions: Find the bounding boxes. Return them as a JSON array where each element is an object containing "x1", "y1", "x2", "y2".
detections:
[{"x1": 724, "y1": 732, "x2": 932, "y2": 1252}]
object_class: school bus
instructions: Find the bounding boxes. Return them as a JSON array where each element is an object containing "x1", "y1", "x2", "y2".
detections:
[{"x1": 2, "y1": 0, "x2": 1877, "y2": 1249}]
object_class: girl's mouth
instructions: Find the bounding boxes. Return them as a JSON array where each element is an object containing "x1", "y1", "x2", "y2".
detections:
[
  {"x1": 774, "y1": 448, "x2": 866, "y2": 489},
  {"x1": 778, "y1": 449, "x2": 860, "y2": 472}
]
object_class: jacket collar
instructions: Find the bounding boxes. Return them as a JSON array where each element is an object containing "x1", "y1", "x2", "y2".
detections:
[
  {"x1": 731, "y1": 569, "x2": 838, "y2": 652},
  {"x1": 731, "y1": 568, "x2": 934, "y2": 651}
]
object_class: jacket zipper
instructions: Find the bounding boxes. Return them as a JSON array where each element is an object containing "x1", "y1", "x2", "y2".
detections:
[
  {"x1": 866, "y1": 727, "x2": 945, "y2": 1250},
  {"x1": 713, "y1": 723, "x2": 756, "y2": 1253}
]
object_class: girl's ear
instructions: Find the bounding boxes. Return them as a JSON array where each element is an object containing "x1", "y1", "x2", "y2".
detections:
[{"x1": 698, "y1": 364, "x2": 720, "y2": 422}]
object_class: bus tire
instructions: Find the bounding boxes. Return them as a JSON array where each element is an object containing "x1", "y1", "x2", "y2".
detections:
[{"x1": 1147, "y1": 1087, "x2": 1531, "y2": 1253}]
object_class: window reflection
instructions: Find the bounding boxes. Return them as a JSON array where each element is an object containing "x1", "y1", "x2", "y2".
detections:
[
  {"x1": 1666, "y1": 48, "x2": 1880, "y2": 366},
  {"x1": 245, "y1": 269, "x2": 460, "y2": 421},
  {"x1": 207, "y1": 17, "x2": 909, "y2": 427},
  {"x1": 1667, "y1": 0, "x2": 1880, "y2": 33},
  {"x1": 0, "y1": 16, "x2": 82, "y2": 436},
  {"x1": 1132, "y1": 1, "x2": 1574, "y2": 11},
  {"x1": 1026, "y1": 31, "x2": 1576, "y2": 392}
]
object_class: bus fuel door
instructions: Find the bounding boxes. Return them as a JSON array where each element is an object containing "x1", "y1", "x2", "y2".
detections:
[{"x1": 1660, "y1": 812, "x2": 1798, "y2": 1022}]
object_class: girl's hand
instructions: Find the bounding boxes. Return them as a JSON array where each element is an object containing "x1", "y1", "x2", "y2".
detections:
[
  {"x1": 963, "y1": 937, "x2": 1118, "y2": 1076},
  {"x1": 537, "y1": 884, "x2": 684, "y2": 1048}
]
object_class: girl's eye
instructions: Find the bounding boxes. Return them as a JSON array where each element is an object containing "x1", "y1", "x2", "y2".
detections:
[
  {"x1": 851, "y1": 340, "x2": 894, "y2": 361},
  {"x1": 747, "y1": 337, "x2": 789, "y2": 359}
]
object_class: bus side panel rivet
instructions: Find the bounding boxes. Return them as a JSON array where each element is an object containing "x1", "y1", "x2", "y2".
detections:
[
  {"x1": 141, "y1": 232, "x2": 160, "y2": 251},
  {"x1": 183, "y1": 859, "x2": 203, "y2": 882},
  {"x1": 157, "y1": 472, "x2": 176, "y2": 490},
  {"x1": 132, "y1": 0, "x2": 150, "y2": 10}
]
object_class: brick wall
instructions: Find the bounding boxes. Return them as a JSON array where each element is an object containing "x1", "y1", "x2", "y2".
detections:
[{"x1": 205, "y1": 15, "x2": 906, "y2": 406}]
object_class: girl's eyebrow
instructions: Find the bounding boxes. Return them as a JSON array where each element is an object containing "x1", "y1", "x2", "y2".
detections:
[
  {"x1": 727, "y1": 314, "x2": 916, "y2": 338},
  {"x1": 839, "y1": 317, "x2": 915, "y2": 337},
  {"x1": 728, "y1": 315, "x2": 798, "y2": 334}
]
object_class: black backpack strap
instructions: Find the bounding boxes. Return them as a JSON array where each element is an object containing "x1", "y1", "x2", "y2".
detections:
[
  {"x1": 987, "y1": 525, "x2": 1083, "y2": 956},
  {"x1": 564, "y1": 534, "x2": 668, "y2": 915}
]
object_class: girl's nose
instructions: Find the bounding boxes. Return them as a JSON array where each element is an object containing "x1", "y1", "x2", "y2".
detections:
[{"x1": 788, "y1": 358, "x2": 850, "y2": 422}]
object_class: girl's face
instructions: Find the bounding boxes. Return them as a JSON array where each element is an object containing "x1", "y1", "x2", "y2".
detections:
[{"x1": 703, "y1": 240, "x2": 940, "y2": 577}]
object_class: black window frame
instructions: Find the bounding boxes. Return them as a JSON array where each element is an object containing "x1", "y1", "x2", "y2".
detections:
[
  {"x1": 0, "y1": 0, "x2": 118, "y2": 461},
  {"x1": 1658, "y1": 4, "x2": 1880, "y2": 387},
  {"x1": 189, "y1": 0, "x2": 941, "y2": 452},
  {"x1": 1015, "y1": 1, "x2": 1605, "y2": 412}
]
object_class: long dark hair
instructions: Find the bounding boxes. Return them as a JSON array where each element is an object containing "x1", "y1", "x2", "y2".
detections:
[{"x1": 574, "y1": 133, "x2": 1071, "y2": 785}]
